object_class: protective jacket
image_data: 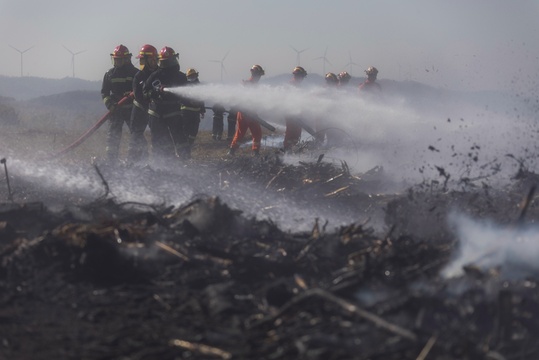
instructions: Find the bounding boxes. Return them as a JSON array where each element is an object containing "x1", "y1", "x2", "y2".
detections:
[
  {"x1": 132, "y1": 67, "x2": 153, "y2": 112},
  {"x1": 143, "y1": 64, "x2": 187, "y2": 161},
  {"x1": 284, "y1": 77, "x2": 305, "y2": 150},
  {"x1": 230, "y1": 78, "x2": 262, "y2": 153},
  {"x1": 101, "y1": 63, "x2": 138, "y2": 109},
  {"x1": 128, "y1": 66, "x2": 154, "y2": 162},
  {"x1": 359, "y1": 80, "x2": 382, "y2": 93},
  {"x1": 100, "y1": 62, "x2": 138, "y2": 162},
  {"x1": 143, "y1": 64, "x2": 187, "y2": 118}
]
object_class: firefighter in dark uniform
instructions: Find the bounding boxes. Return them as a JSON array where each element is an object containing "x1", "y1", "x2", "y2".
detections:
[
  {"x1": 226, "y1": 106, "x2": 238, "y2": 142},
  {"x1": 129, "y1": 44, "x2": 158, "y2": 163},
  {"x1": 283, "y1": 66, "x2": 307, "y2": 151},
  {"x1": 178, "y1": 68, "x2": 205, "y2": 159},
  {"x1": 315, "y1": 72, "x2": 339, "y2": 146},
  {"x1": 338, "y1": 71, "x2": 352, "y2": 88},
  {"x1": 143, "y1": 46, "x2": 187, "y2": 162},
  {"x1": 101, "y1": 44, "x2": 138, "y2": 163},
  {"x1": 212, "y1": 103, "x2": 226, "y2": 141}
]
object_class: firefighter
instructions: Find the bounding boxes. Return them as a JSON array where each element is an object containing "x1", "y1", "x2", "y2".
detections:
[
  {"x1": 128, "y1": 44, "x2": 158, "y2": 163},
  {"x1": 359, "y1": 66, "x2": 381, "y2": 94},
  {"x1": 314, "y1": 72, "x2": 339, "y2": 145},
  {"x1": 325, "y1": 72, "x2": 339, "y2": 87},
  {"x1": 228, "y1": 64, "x2": 265, "y2": 156},
  {"x1": 226, "y1": 106, "x2": 238, "y2": 141},
  {"x1": 143, "y1": 46, "x2": 187, "y2": 162},
  {"x1": 338, "y1": 71, "x2": 352, "y2": 87},
  {"x1": 283, "y1": 66, "x2": 307, "y2": 151},
  {"x1": 212, "y1": 103, "x2": 226, "y2": 141},
  {"x1": 101, "y1": 44, "x2": 138, "y2": 163},
  {"x1": 178, "y1": 68, "x2": 206, "y2": 159}
]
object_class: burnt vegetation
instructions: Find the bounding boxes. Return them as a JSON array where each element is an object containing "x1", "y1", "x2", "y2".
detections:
[
  {"x1": 1, "y1": 79, "x2": 539, "y2": 359},
  {"x1": 1, "y1": 133, "x2": 539, "y2": 359}
]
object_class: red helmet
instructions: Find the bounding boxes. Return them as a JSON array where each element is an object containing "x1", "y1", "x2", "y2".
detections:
[
  {"x1": 158, "y1": 46, "x2": 178, "y2": 60},
  {"x1": 136, "y1": 44, "x2": 157, "y2": 59},
  {"x1": 338, "y1": 71, "x2": 351, "y2": 82},
  {"x1": 158, "y1": 46, "x2": 179, "y2": 68},
  {"x1": 110, "y1": 44, "x2": 131, "y2": 59}
]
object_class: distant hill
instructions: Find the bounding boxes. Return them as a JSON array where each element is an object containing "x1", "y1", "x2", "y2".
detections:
[
  {"x1": 0, "y1": 75, "x2": 100, "y2": 101},
  {"x1": 27, "y1": 90, "x2": 102, "y2": 113}
]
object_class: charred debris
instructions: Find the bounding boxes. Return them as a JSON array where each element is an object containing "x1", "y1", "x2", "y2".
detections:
[{"x1": 1, "y1": 153, "x2": 539, "y2": 359}]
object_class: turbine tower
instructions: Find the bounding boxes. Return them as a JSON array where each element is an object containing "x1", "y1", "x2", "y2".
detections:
[
  {"x1": 63, "y1": 45, "x2": 86, "y2": 78},
  {"x1": 344, "y1": 51, "x2": 358, "y2": 75},
  {"x1": 290, "y1": 45, "x2": 308, "y2": 66},
  {"x1": 9, "y1": 45, "x2": 34, "y2": 77},
  {"x1": 209, "y1": 50, "x2": 230, "y2": 83},
  {"x1": 313, "y1": 46, "x2": 332, "y2": 75}
]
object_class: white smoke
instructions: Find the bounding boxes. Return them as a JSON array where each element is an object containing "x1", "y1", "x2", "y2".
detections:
[{"x1": 442, "y1": 212, "x2": 539, "y2": 279}]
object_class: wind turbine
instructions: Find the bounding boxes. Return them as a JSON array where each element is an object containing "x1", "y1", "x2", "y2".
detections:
[
  {"x1": 343, "y1": 51, "x2": 359, "y2": 76},
  {"x1": 63, "y1": 45, "x2": 86, "y2": 78},
  {"x1": 209, "y1": 50, "x2": 230, "y2": 82},
  {"x1": 313, "y1": 46, "x2": 332, "y2": 75},
  {"x1": 290, "y1": 45, "x2": 308, "y2": 66},
  {"x1": 9, "y1": 45, "x2": 34, "y2": 77}
]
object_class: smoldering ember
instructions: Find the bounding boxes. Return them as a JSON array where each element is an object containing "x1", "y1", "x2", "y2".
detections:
[{"x1": 1, "y1": 147, "x2": 539, "y2": 359}]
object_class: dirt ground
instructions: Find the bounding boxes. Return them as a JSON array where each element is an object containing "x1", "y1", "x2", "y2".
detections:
[{"x1": 1, "y1": 129, "x2": 539, "y2": 359}]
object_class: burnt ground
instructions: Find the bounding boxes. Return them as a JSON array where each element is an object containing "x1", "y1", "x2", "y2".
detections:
[{"x1": 1, "y1": 136, "x2": 539, "y2": 359}]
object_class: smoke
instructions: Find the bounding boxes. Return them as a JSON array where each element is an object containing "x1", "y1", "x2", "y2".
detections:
[{"x1": 442, "y1": 212, "x2": 539, "y2": 279}]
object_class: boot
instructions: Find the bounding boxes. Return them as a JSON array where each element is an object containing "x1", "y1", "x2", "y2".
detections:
[
  {"x1": 227, "y1": 148, "x2": 236, "y2": 156},
  {"x1": 253, "y1": 149, "x2": 260, "y2": 157}
]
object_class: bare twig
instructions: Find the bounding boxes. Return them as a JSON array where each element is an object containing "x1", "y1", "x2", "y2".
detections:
[
  {"x1": 250, "y1": 288, "x2": 417, "y2": 341},
  {"x1": 416, "y1": 334, "x2": 437, "y2": 360},
  {"x1": 93, "y1": 164, "x2": 110, "y2": 198},
  {"x1": 266, "y1": 168, "x2": 285, "y2": 189},
  {"x1": 324, "y1": 186, "x2": 349, "y2": 197},
  {"x1": 1, "y1": 158, "x2": 13, "y2": 201},
  {"x1": 517, "y1": 185, "x2": 536, "y2": 223},
  {"x1": 169, "y1": 339, "x2": 231, "y2": 359},
  {"x1": 295, "y1": 219, "x2": 320, "y2": 261},
  {"x1": 155, "y1": 241, "x2": 190, "y2": 262}
]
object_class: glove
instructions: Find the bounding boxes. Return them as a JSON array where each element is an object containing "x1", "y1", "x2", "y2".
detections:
[
  {"x1": 150, "y1": 89, "x2": 161, "y2": 100},
  {"x1": 105, "y1": 98, "x2": 117, "y2": 111}
]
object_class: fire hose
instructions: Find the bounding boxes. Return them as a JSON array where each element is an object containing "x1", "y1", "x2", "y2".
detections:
[{"x1": 49, "y1": 92, "x2": 134, "y2": 159}]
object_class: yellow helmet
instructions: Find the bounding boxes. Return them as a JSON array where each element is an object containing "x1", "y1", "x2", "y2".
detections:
[
  {"x1": 292, "y1": 66, "x2": 307, "y2": 77},
  {"x1": 250, "y1": 64, "x2": 265, "y2": 76},
  {"x1": 325, "y1": 72, "x2": 338, "y2": 83},
  {"x1": 365, "y1": 66, "x2": 378, "y2": 76},
  {"x1": 186, "y1": 68, "x2": 199, "y2": 79}
]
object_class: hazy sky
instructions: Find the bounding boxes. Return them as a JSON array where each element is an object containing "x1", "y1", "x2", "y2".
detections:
[{"x1": 1, "y1": 0, "x2": 538, "y2": 92}]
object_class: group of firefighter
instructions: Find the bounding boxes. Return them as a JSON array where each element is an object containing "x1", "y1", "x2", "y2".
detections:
[{"x1": 101, "y1": 44, "x2": 381, "y2": 163}]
